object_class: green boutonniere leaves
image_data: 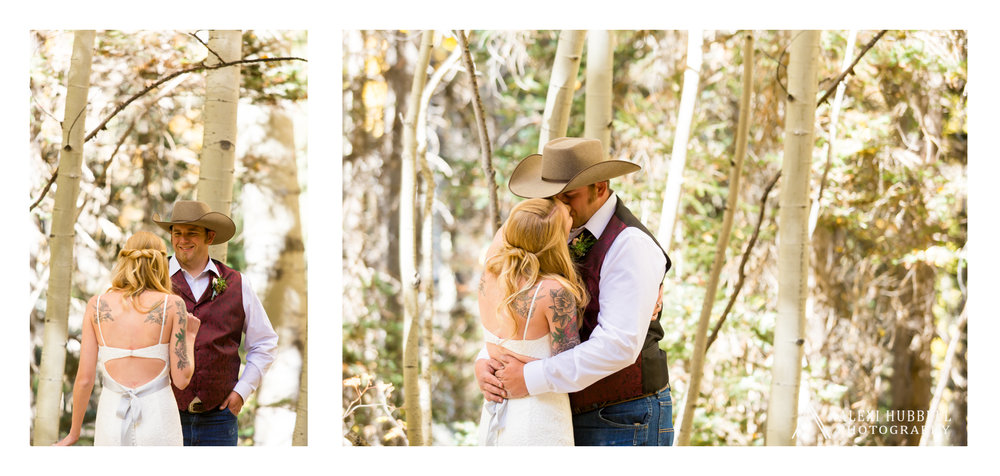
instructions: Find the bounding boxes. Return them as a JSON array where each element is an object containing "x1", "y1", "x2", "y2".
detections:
[
  {"x1": 569, "y1": 232, "x2": 596, "y2": 261},
  {"x1": 211, "y1": 276, "x2": 228, "y2": 300}
]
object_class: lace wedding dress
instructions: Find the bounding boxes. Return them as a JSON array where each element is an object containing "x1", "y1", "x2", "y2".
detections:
[
  {"x1": 93, "y1": 294, "x2": 183, "y2": 446},
  {"x1": 477, "y1": 282, "x2": 574, "y2": 446}
]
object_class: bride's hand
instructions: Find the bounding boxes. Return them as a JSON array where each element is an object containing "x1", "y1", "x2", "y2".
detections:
[
  {"x1": 187, "y1": 314, "x2": 201, "y2": 336},
  {"x1": 475, "y1": 359, "x2": 506, "y2": 403}
]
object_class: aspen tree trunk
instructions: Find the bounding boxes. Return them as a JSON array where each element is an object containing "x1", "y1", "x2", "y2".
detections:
[
  {"x1": 656, "y1": 30, "x2": 703, "y2": 252},
  {"x1": 418, "y1": 156, "x2": 434, "y2": 445},
  {"x1": 584, "y1": 30, "x2": 614, "y2": 155},
  {"x1": 766, "y1": 30, "x2": 820, "y2": 446},
  {"x1": 401, "y1": 30, "x2": 433, "y2": 446},
  {"x1": 33, "y1": 30, "x2": 95, "y2": 446},
  {"x1": 414, "y1": 41, "x2": 460, "y2": 445},
  {"x1": 677, "y1": 32, "x2": 753, "y2": 446},
  {"x1": 196, "y1": 30, "x2": 242, "y2": 263},
  {"x1": 538, "y1": 30, "x2": 586, "y2": 150},
  {"x1": 457, "y1": 31, "x2": 500, "y2": 234},
  {"x1": 809, "y1": 30, "x2": 856, "y2": 237},
  {"x1": 242, "y1": 106, "x2": 308, "y2": 445}
]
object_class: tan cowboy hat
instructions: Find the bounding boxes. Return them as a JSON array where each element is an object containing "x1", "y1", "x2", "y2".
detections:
[
  {"x1": 153, "y1": 200, "x2": 236, "y2": 243},
  {"x1": 508, "y1": 137, "x2": 640, "y2": 198}
]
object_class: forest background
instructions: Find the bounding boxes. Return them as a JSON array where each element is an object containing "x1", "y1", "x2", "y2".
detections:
[
  {"x1": 0, "y1": 0, "x2": 996, "y2": 472},
  {"x1": 26, "y1": 30, "x2": 308, "y2": 446},
  {"x1": 343, "y1": 29, "x2": 970, "y2": 446}
]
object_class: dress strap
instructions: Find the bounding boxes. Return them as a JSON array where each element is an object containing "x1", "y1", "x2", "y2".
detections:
[
  {"x1": 94, "y1": 294, "x2": 107, "y2": 346},
  {"x1": 158, "y1": 294, "x2": 169, "y2": 343},
  {"x1": 522, "y1": 281, "x2": 546, "y2": 340}
]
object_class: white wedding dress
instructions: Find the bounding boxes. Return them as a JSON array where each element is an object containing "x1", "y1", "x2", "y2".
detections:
[
  {"x1": 477, "y1": 282, "x2": 574, "y2": 446},
  {"x1": 93, "y1": 294, "x2": 183, "y2": 446}
]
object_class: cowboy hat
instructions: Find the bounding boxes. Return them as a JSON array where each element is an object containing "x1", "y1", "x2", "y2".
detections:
[
  {"x1": 153, "y1": 200, "x2": 236, "y2": 244},
  {"x1": 508, "y1": 137, "x2": 640, "y2": 198}
]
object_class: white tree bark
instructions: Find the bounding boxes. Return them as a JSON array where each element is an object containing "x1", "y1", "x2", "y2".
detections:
[
  {"x1": 539, "y1": 30, "x2": 586, "y2": 150},
  {"x1": 656, "y1": 30, "x2": 703, "y2": 252},
  {"x1": 241, "y1": 105, "x2": 307, "y2": 446},
  {"x1": 196, "y1": 30, "x2": 242, "y2": 263},
  {"x1": 677, "y1": 32, "x2": 753, "y2": 446},
  {"x1": 809, "y1": 30, "x2": 856, "y2": 237},
  {"x1": 33, "y1": 29, "x2": 95, "y2": 446},
  {"x1": 401, "y1": 30, "x2": 433, "y2": 446},
  {"x1": 767, "y1": 30, "x2": 821, "y2": 446},
  {"x1": 584, "y1": 30, "x2": 614, "y2": 156}
]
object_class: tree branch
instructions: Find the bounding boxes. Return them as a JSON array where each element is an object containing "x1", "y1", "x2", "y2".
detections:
[
  {"x1": 31, "y1": 55, "x2": 307, "y2": 211},
  {"x1": 816, "y1": 30, "x2": 888, "y2": 106},
  {"x1": 85, "y1": 55, "x2": 306, "y2": 143},
  {"x1": 458, "y1": 31, "x2": 500, "y2": 234},
  {"x1": 705, "y1": 170, "x2": 781, "y2": 353},
  {"x1": 188, "y1": 31, "x2": 226, "y2": 64}
]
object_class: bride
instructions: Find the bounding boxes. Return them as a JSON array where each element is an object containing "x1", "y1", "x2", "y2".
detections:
[
  {"x1": 476, "y1": 198, "x2": 588, "y2": 445},
  {"x1": 55, "y1": 231, "x2": 200, "y2": 446}
]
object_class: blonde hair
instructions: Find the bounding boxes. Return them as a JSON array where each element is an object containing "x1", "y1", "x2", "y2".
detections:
[
  {"x1": 485, "y1": 198, "x2": 589, "y2": 336},
  {"x1": 108, "y1": 231, "x2": 172, "y2": 311}
]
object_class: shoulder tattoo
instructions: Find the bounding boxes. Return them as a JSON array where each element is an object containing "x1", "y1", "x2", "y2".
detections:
[{"x1": 548, "y1": 287, "x2": 580, "y2": 355}]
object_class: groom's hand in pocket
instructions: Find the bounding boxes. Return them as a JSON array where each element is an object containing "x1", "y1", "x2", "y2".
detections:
[{"x1": 475, "y1": 358, "x2": 506, "y2": 403}]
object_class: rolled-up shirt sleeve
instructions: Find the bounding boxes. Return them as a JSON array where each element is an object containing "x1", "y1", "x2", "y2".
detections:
[
  {"x1": 232, "y1": 272, "x2": 279, "y2": 402},
  {"x1": 523, "y1": 229, "x2": 665, "y2": 395}
]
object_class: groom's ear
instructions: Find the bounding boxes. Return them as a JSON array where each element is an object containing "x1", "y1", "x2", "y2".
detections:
[{"x1": 205, "y1": 230, "x2": 216, "y2": 245}]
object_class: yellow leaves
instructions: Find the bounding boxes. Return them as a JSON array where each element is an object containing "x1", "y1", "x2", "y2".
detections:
[
  {"x1": 168, "y1": 114, "x2": 193, "y2": 135},
  {"x1": 362, "y1": 80, "x2": 388, "y2": 138},
  {"x1": 441, "y1": 36, "x2": 458, "y2": 51},
  {"x1": 930, "y1": 336, "x2": 946, "y2": 358}
]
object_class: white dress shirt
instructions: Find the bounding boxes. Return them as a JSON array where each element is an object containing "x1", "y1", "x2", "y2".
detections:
[
  {"x1": 522, "y1": 194, "x2": 667, "y2": 396},
  {"x1": 169, "y1": 256, "x2": 278, "y2": 402}
]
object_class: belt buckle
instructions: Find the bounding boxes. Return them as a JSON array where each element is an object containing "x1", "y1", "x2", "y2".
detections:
[{"x1": 188, "y1": 397, "x2": 206, "y2": 413}]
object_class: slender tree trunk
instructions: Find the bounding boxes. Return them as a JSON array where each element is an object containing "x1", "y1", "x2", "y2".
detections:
[
  {"x1": 584, "y1": 30, "x2": 614, "y2": 155},
  {"x1": 196, "y1": 30, "x2": 242, "y2": 263},
  {"x1": 538, "y1": 30, "x2": 586, "y2": 150},
  {"x1": 677, "y1": 32, "x2": 753, "y2": 446},
  {"x1": 33, "y1": 29, "x2": 95, "y2": 446},
  {"x1": 457, "y1": 31, "x2": 500, "y2": 234},
  {"x1": 766, "y1": 30, "x2": 820, "y2": 446},
  {"x1": 242, "y1": 106, "x2": 308, "y2": 445},
  {"x1": 656, "y1": 30, "x2": 703, "y2": 252},
  {"x1": 920, "y1": 305, "x2": 966, "y2": 446},
  {"x1": 809, "y1": 30, "x2": 856, "y2": 237},
  {"x1": 414, "y1": 41, "x2": 459, "y2": 445},
  {"x1": 401, "y1": 30, "x2": 433, "y2": 446}
]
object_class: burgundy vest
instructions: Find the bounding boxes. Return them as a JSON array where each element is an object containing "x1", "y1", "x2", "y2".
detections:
[
  {"x1": 170, "y1": 259, "x2": 246, "y2": 410},
  {"x1": 569, "y1": 199, "x2": 672, "y2": 414}
]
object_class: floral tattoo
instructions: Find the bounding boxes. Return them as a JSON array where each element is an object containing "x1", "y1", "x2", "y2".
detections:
[
  {"x1": 173, "y1": 300, "x2": 190, "y2": 370},
  {"x1": 548, "y1": 287, "x2": 580, "y2": 355}
]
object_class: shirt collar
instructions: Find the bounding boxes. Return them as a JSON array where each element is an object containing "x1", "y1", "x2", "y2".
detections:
[
  {"x1": 169, "y1": 255, "x2": 219, "y2": 279},
  {"x1": 570, "y1": 193, "x2": 617, "y2": 241}
]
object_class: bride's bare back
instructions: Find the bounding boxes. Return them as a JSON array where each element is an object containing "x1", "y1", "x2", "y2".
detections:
[
  {"x1": 91, "y1": 291, "x2": 189, "y2": 388},
  {"x1": 478, "y1": 228, "x2": 581, "y2": 355}
]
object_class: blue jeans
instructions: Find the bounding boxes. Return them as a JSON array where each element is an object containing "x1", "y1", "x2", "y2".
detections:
[
  {"x1": 180, "y1": 408, "x2": 238, "y2": 446},
  {"x1": 572, "y1": 386, "x2": 674, "y2": 446}
]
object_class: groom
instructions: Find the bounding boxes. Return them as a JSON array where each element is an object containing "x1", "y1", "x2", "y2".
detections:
[
  {"x1": 154, "y1": 200, "x2": 278, "y2": 446},
  {"x1": 476, "y1": 137, "x2": 673, "y2": 446}
]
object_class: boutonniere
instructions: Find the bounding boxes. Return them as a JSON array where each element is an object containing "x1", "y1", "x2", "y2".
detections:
[
  {"x1": 569, "y1": 232, "x2": 596, "y2": 261},
  {"x1": 211, "y1": 275, "x2": 228, "y2": 300}
]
